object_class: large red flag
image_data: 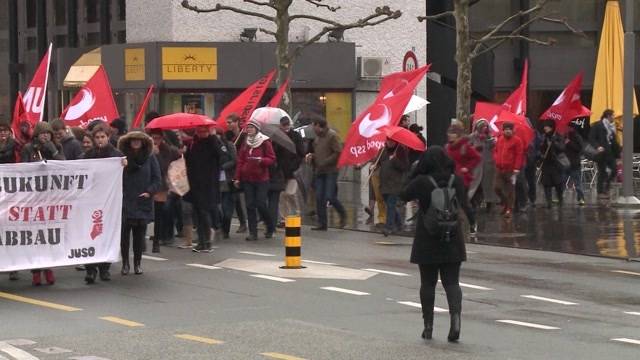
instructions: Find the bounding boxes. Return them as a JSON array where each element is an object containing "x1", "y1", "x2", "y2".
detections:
[
  {"x1": 21, "y1": 43, "x2": 52, "y2": 126},
  {"x1": 503, "y1": 59, "x2": 528, "y2": 116},
  {"x1": 216, "y1": 70, "x2": 275, "y2": 130},
  {"x1": 474, "y1": 102, "x2": 534, "y2": 147},
  {"x1": 338, "y1": 65, "x2": 430, "y2": 168},
  {"x1": 60, "y1": 65, "x2": 119, "y2": 127},
  {"x1": 131, "y1": 85, "x2": 155, "y2": 129},
  {"x1": 11, "y1": 92, "x2": 30, "y2": 147},
  {"x1": 540, "y1": 73, "x2": 591, "y2": 134},
  {"x1": 268, "y1": 78, "x2": 289, "y2": 108}
]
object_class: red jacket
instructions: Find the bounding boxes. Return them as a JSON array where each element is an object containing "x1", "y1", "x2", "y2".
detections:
[
  {"x1": 445, "y1": 137, "x2": 481, "y2": 188},
  {"x1": 493, "y1": 135, "x2": 524, "y2": 172},
  {"x1": 235, "y1": 140, "x2": 276, "y2": 183}
]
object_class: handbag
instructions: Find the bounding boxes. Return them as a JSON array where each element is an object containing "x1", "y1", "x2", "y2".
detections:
[{"x1": 167, "y1": 156, "x2": 190, "y2": 196}]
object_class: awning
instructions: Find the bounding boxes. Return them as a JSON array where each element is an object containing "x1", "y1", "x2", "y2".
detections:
[{"x1": 63, "y1": 47, "x2": 102, "y2": 87}]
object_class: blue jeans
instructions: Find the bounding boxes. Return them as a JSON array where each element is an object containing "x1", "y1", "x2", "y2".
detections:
[
  {"x1": 220, "y1": 191, "x2": 235, "y2": 235},
  {"x1": 568, "y1": 169, "x2": 585, "y2": 201},
  {"x1": 314, "y1": 173, "x2": 346, "y2": 227},
  {"x1": 383, "y1": 194, "x2": 401, "y2": 232},
  {"x1": 244, "y1": 181, "x2": 272, "y2": 236}
]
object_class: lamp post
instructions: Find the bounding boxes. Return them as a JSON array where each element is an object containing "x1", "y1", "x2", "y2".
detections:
[{"x1": 619, "y1": 0, "x2": 640, "y2": 205}]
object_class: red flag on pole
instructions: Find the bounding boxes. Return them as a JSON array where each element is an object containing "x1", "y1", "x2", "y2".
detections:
[
  {"x1": 215, "y1": 70, "x2": 275, "y2": 131},
  {"x1": 268, "y1": 78, "x2": 290, "y2": 108},
  {"x1": 11, "y1": 91, "x2": 30, "y2": 148},
  {"x1": 131, "y1": 85, "x2": 155, "y2": 129},
  {"x1": 338, "y1": 65, "x2": 430, "y2": 168},
  {"x1": 21, "y1": 43, "x2": 53, "y2": 126},
  {"x1": 540, "y1": 73, "x2": 591, "y2": 134},
  {"x1": 474, "y1": 102, "x2": 534, "y2": 147},
  {"x1": 60, "y1": 65, "x2": 119, "y2": 127},
  {"x1": 502, "y1": 59, "x2": 528, "y2": 116}
]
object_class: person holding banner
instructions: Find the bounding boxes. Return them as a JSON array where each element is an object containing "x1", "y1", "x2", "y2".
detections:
[
  {"x1": 21, "y1": 122, "x2": 65, "y2": 286},
  {"x1": 81, "y1": 124, "x2": 125, "y2": 283},
  {"x1": 0, "y1": 119, "x2": 20, "y2": 281},
  {"x1": 118, "y1": 131, "x2": 161, "y2": 274}
]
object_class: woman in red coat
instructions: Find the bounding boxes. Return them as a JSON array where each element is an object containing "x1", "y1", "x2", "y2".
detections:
[{"x1": 445, "y1": 121, "x2": 481, "y2": 191}]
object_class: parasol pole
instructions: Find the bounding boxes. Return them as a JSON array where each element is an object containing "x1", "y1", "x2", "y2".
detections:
[{"x1": 365, "y1": 147, "x2": 387, "y2": 184}]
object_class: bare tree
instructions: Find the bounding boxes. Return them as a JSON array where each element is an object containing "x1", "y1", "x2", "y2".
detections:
[
  {"x1": 182, "y1": 0, "x2": 402, "y2": 111},
  {"x1": 419, "y1": 0, "x2": 582, "y2": 125}
]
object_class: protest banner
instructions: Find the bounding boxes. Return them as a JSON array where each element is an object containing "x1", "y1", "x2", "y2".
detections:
[{"x1": 0, "y1": 158, "x2": 123, "y2": 271}]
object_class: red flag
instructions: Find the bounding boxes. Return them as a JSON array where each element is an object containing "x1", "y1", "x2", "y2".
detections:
[
  {"x1": 21, "y1": 43, "x2": 52, "y2": 125},
  {"x1": 503, "y1": 59, "x2": 528, "y2": 116},
  {"x1": 474, "y1": 102, "x2": 534, "y2": 147},
  {"x1": 338, "y1": 65, "x2": 430, "y2": 168},
  {"x1": 132, "y1": 85, "x2": 155, "y2": 129},
  {"x1": 268, "y1": 78, "x2": 289, "y2": 108},
  {"x1": 540, "y1": 73, "x2": 591, "y2": 134},
  {"x1": 60, "y1": 65, "x2": 119, "y2": 127},
  {"x1": 215, "y1": 70, "x2": 275, "y2": 131},
  {"x1": 11, "y1": 92, "x2": 31, "y2": 148}
]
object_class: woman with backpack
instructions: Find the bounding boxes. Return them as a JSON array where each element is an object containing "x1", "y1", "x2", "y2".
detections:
[{"x1": 400, "y1": 146, "x2": 474, "y2": 343}]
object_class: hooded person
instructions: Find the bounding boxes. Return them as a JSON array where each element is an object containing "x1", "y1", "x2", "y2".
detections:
[
  {"x1": 539, "y1": 119, "x2": 566, "y2": 208},
  {"x1": 467, "y1": 118, "x2": 498, "y2": 209},
  {"x1": 445, "y1": 121, "x2": 481, "y2": 190},
  {"x1": 118, "y1": 131, "x2": 161, "y2": 275},
  {"x1": 399, "y1": 146, "x2": 474, "y2": 343}
]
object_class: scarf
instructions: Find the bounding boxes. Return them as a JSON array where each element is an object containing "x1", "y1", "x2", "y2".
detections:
[
  {"x1": 246, "y1": 132, "x2": 269, "y2": 150},
  {"x1": 602, "y1": 118, "x2": 616, "y2": 143}
]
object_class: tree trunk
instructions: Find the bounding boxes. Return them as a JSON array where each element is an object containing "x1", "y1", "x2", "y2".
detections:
[
  {"x1": 454, "y1": 0, "x2": 472, "y2": 127},
  {"x1": 275, "y1": 1, "x2": 293, "y2": 113}
]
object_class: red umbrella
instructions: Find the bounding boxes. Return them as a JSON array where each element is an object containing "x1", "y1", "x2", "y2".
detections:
[
  {"x1": 377, "y1": 125, "x2": 426, "y2": 152},
  {"x1": 145, "y1": 113, "x2": 215, "y2": 130}
]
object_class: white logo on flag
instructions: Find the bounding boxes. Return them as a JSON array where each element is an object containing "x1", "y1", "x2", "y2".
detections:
[{"x1": 64, "y1": 89, "x2": 96, "y2": 121}]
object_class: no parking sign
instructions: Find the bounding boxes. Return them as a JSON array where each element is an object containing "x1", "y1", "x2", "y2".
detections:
[{"x1": 403, "y1": 51, "x2": 418, "y2": 72}]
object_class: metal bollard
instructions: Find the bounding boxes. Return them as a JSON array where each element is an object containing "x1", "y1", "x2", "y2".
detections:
[{"x1": 281, "y1": 215, "x2": 305, "y2": 269}]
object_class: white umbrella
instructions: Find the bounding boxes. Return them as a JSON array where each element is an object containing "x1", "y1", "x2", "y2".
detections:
[
  {"x1": 250, "y1": 107, "x2": 292, "y2": 125},
  {"x1": 403, "y1": 95, "x2": 429, "y2": 115}
]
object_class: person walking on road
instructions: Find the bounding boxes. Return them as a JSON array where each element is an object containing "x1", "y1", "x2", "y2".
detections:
[
  {"x1": 565, "y1": 124, "x2": 586, "y2": 206},
  {"x1": 468, "y1": 119, "x2": 498, "y2": 210},
  {"x1": 445, "y1": 121, "x2": 481, "y2": 191},
  {"x1": 492, "y1": 122, "x2": 524, "y2": 219},
  {"x1": 226, "y1": 114, "x2": 249, "y2": 233},
  {"x1": 539, "y1": 120, "x2": 567, "y2": 208},
  {"x1": 305, "y1": 116, "x2": 347, "y2": 230},
  {"x1": 400, "y1": 146, "x2": 473, "y2": 342},
  {"x1": 377, "y1": 139, "x2": 410, "y2": 236},
  {"x1": 588, "y1": 109, "x2": 621, "y2": 204}
]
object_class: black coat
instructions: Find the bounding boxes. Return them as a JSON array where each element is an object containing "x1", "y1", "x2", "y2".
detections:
[
  {"x1": 565, "y1": 131, "x2": 584, "y2": 171},
  {"x1": 540, "y1": 132, "x2": 566, "y2": 186},
  {"x1": 379, "y1": 144, "x2": 410, "y2": 195},
  {"x1": 279, "y1": 129, "x2": 304, "y2": 179},
  {"x1": 82, "y1": 143, "x2": 123, "y2": 159},
  {"x1": 269, "y1": 142, "x2": 288, "y2": 192},
  {"x1": 184, "y1": 135, "x2": 222, "y2": 207},
  {"x1": 21, "y1": 139, "x2": 65, "y2": 162},
  {"x1": 60, "y1": 135, "x2": 83, "y2": 160},
  {"x1": 0, "y1": 138, "x2": 17, "y2": 164},
  {"x1": 118, "y1": 132, "x2": 162, "y2": 221},
  {"x1": 154, "y1": 142, "x2": 181, "y2": 192},
  {"x1": 589, "y1": 120, "x2": 621, "y2": 161},
  {"x1": 400, "y1": 147, "x2": 472, "y2": 265}
]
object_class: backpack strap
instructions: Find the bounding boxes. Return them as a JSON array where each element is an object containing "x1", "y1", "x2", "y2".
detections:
[
  {"x1": 447, "y1": 174, "x2": 456, "y2": 189},
  {"x1": 426, "y1": 175, "x2": 438, "y2": 188}
]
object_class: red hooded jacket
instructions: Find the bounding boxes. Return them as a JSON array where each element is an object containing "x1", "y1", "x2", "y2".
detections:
[
  {"x1": 445, "y1": 137, "x2": 481, "y2": 188},
  {"x1": 493, "y1": 134, "x2": 524, "y2": 172}
]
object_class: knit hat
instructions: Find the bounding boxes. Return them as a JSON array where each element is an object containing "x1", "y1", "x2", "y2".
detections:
[
  {"x1": 502, "y1": 122, "x2": 514, "y2": 130},
  {"x1": 33, "y1": 121, "x2": 54, "y2": 138},
  {"x1": 247, "y1": 119, "x2": 262, "y2": 131}
]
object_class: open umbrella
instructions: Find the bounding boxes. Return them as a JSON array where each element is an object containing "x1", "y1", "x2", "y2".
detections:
[
  {"x1": 261, "y1": 124, "x2": 296, "y2": 154},
  {"x1": 145, "y1": 113, "x2": 215, "y2": 130},
  {"x1": 250, "y1": 107, "x2": 291, "y2": 126},
  {"x1": 377, "y1": 125, "x2": 426, "y2": 152}
]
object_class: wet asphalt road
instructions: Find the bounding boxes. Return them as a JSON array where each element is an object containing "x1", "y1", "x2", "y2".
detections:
[{"x1": 1, "y1": 224, "x2": 640, "y2": 360}]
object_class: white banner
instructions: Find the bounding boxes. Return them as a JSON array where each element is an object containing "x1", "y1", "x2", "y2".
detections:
[{"x1": 0, "y1": 158, "x2": 123, "y2": 272}]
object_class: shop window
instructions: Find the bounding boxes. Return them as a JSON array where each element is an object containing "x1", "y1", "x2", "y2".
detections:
[
  {"x1": 86, "y1": 0, "x2": 98, "y2": 23},
  {"x1": 26, "y1": 0, "x2": 36, "y2": 28},
  {"x1": 54, "y1": 0, "x2": 66, "y2": 26}
]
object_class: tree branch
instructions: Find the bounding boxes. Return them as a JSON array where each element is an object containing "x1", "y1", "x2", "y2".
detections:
[
  {"x1": 473, "y1": 35, "x2": 555, "y2": 58},
  {"x1": 540, "y1": 16, "x2": 584, "y2": 35},
  {"x1": 259, "y1": 27, "x2": 277, "y2": 37},
  {"x1": 243, "y1": 0, "x2": 276, "y2": 8},
  {"x1": 291, "y1": 6, "x2": 401, "y2": 58},
  {"x1": 302, "y1": 0, "x2": 340, "y2": 12},
  {"x1": 181, "y1": 0, "x2": 275, "y2": 22},
  {"x1": 475, "y1": 0, "x2": 548, "y2": 44},
  {"x1": 417, "y1": 11, "x2": 454, "y2": 22},
  {"x1": 289, "y1": 13, "x2": 342, "y2": 26}
]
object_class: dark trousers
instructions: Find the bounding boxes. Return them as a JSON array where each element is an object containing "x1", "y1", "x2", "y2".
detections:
[
  {"x1": 314, "y1": 173, "x2": 346, "y2": 227},
  {"x1": 168, "y1": 193, "x2": 183, "y2": 235},
  {"x1": 244, "y1": 181, "x2": 272, "y2": 236},
  {"x1": 494, "y1": 171, "x2": 515, "y2": 210},
  {"x1": 121, "y1": 219, "x2": 147, "y2": 264},
  {"x1": 525, "y1": 161, "x2": 537, "y2": 204},
  {"x1": 267, "y1": 190, "x2": 281, "y2": 232},
  {"x1": 544, "y1": 185, "x2": 564, "y2": 205},
  {"x1": 418, "y1": 262, "x2": 462, "y2": 323},
  {"x1": 567, "y1": 168, "x2": 585, "y2": 201},
  {"x1": 233, "y1": 192, "x2": 247, "y2": 226},
  {"x1": 220, "y1": 191, "x2": 235, "y2": 235},
  {"x1": 153, "y1": 201, "x2": 173, "y2": 243},
  {"x1": 193, "y1": 202, "x2": 212, "y2": 246},
  {"x1": 383, "y1": 194, "x2": 401, "y2": 232},
  {"x1": 596, "y1": 156, "x2": 617, "y2": 195}
]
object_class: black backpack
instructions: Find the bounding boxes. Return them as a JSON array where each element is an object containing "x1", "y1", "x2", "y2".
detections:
[{"x1": 423, "y1": 175, "x2": 460, "y2": 242}]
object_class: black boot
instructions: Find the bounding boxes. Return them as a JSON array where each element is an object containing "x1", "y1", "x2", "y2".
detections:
[
  {"x1": 152, "y1": 240, "x2": 160, "y2": 253},
  {"x1": 422, "y1": 314, "x2": 433, "y2": 340},
  {"x1": 85, "y1": 267, "x2": 97, "y2": 284},
  {"x1": 134, "y1": 260, "x2": 143, "y2": 275},
  {"x1": 121, "y1": 259, "x2": 130, "y2": 276},
  {"x1": 448, "y1": 313, "x2": 461, "y2": 342},
  {"x1": 99, "y1": 268, "x2": 111, "y2": 281}
]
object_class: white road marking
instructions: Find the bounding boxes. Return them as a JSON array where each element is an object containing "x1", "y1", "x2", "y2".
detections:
[
  {"x1": 611, "y1": 338, "x2": 640, "y2": 345},
  {"x1": 438, "y1": 280, "x2": 493, "y2": 290},
  {"x1": 302, "y1": 260, "x2": 337, "y2": 265},
  {"x1": 141, "y1": 255, "x2": 168, "y2": 261},
  {"x1": 0, "y1": 342, "x2": 40, "y2": 360},
  {"x1": 321, "y1": 287, "x2": 370, "y2": 296},
  {"x1": 397, "y1": 301, "x2": 447, "y2": 312},
  {"x1": 611, "y1": 270, "x2": 640, "y2": 276},
  {"x1": 521, "y1": 295, "x2": 578, "y2": 305},
  {"x1": 186, "y1": 264, "x2": 221, "y2": 270},
  {"x1": 362, "y1": 268, "x2": 410, "y2": 277},
  {"x1": 34, "y1": 347, "x2": 72, "y2": 354},
  {"x1": 238, "y1": 251, "x2": 275, "y2": 257},
  {"x1": 2, "y1": 340, "x2": 36, "y2": 347},
  {"x1": 496, "y1": 320, "x2": 560, "y2": 330},
  {"x1": 624, "y1": 311, "x2": 640, "y2": 316},
  {"x1": 250, "y1": 274, "x2": 295, "y2": 283}
]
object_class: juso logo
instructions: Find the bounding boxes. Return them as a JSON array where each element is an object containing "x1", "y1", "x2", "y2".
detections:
[
  {"x1": 64, "y1": 89, "x2": 96, "y2": 121},
  {"x1": 359, "y1": 104, "x2": 391, "y2": 138},
  {"x1": 90, "y1": 210, "x2": 103, "y2": 240}
]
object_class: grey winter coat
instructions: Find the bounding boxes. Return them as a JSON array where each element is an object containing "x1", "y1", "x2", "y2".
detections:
[
  {"x1": 468, "y1": 121, "x2": 498, "y2": 202},
  {"x1": 379, "y1": 144, "x2": 410, "y2": 195}
]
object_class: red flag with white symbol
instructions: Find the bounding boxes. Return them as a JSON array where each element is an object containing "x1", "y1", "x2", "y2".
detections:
[
  {"x1": 337, "y1": 65, "x2": 430, "y2": 168},
  {"x1": 474, "y1": 102, "x2": 534, "y2": 147},
  {"x1": 216, "y1": 70, "x2": 275, "y2": 131},
  {"x1": 60, "y1": 65, "x2": 119, "y2": 127},
  {"x1": 22, "y1": 43, "x2": 52, "y2": 124},
  {"x1": 502, "y1": 59, "x2": 528, "y2": 116},
  {"x1": 540, "y1": 73, "x2": 591, "y2": 134}
]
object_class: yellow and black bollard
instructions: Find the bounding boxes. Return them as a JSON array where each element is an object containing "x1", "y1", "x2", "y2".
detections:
[{"x1": 281, "y1": 215, "x2": 306, "y2": 269}]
